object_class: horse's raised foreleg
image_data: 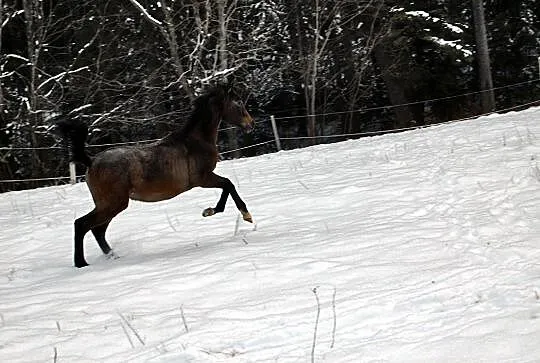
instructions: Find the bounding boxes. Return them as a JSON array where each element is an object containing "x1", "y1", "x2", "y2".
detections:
[{"x1": 200, "y1": 172, "x2": 252, "y2": 223}]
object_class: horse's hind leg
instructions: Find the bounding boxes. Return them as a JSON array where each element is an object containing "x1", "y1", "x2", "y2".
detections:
[
  {"x1": 74, "y1": 209, "x2": 99, "y2": 268},
  {"x1": 74, "y1": 203, "x2": 127, "y2": 268},
  {"x1": 91, "y1": 222, "x2": 112, "y2": 255}
]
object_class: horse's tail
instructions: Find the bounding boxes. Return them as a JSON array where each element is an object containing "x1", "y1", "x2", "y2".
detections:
[{"x1": 56, "y1": 119, "x2": 93, "y2": 168}]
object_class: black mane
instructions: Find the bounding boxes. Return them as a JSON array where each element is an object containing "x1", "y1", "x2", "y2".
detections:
[
  {"x1": 183, "y1": 86, "x2": 226, "y2": 132},
  {"x1": 162, "y1": 86, "x2": 228, "y2": 144}
]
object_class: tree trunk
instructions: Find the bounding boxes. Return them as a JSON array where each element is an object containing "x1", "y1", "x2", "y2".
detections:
[
  {"x1": 306, "y1": 0, "x2": 320, "y2": 142},
  {"x1": 161, "y1": 0, "x2": 194, "y2": 102},
  {"x1": 0, "y1": 0, "x2": 4, "y2": 118},
  {"x1": 373, "y1": 43, "x2": 415, "y2": 129},
  {"x1": 22, "y1": 0, "x2": 43, "y2": 175},
  {"x1": 192, "y1": 1, "x2": 210, "y2": 78},
  {"x1": 471, "y1": 0, "x2": 495, "y2": 112},
  {"x1": 216, "y1": 0, "x2": 239, "y2": 157}
]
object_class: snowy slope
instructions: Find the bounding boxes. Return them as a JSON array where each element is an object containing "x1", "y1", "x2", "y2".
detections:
[{"x1": 1, "y1": 108, "x2": 539, "y2": 363}]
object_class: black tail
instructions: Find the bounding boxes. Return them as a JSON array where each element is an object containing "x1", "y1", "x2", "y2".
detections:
[{"x1": 55, "y1": 119, "x2": 93, "y2": 168}]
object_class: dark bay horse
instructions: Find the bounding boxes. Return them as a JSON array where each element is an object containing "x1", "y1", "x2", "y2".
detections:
[{"x1": 58, "y1": 85, "x2": 254, "y2": 267}]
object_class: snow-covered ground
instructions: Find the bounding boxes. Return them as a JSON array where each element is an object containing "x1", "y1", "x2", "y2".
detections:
[{"x1": 1, "y1": 108, "x2": 539, "y2": 362}]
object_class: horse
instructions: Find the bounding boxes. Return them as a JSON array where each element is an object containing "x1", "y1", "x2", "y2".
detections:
[{"x1": 57, "y1": 85, "x2": 255, "y2": 268}]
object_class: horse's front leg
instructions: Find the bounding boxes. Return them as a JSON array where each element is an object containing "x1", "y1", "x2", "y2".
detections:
[{"x1": 200, "y1": 172, "x2": 252, "y2": 223}]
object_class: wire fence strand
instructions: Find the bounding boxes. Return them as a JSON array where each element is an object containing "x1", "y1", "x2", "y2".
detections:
[
  {"x1": 2, "y1": 99, "x2": 538, "y2": 184},
  {"x1": 1, "y1": 80, "x2": 539, "y2": 185},
  {"x1": 273, "y1": 78, "x2": 540, "y2": 121},
  {"x1": 220, "y1": 140, "x2": 275, "y2": 155},
  {"x1": 1, "y1": 78, "x2": 538, "y2": 152},
  {"x1": 280, "y1": 98, "x2": 540, "y2": 141},
  {"x1": 0, "y1": 175, "x2": 73, "y2": 183}
]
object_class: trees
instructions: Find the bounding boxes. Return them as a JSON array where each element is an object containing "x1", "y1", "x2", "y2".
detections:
[
  {"x1": 372, "y1": 1, "x2": 475, "y2": 128},
  {"x1": 2, "y1": 0, "x2": 92, "y2": 180},
  {"x1": 287, "y1": 0, "x2": 379, "y2": 139},
  {"x1": 1, "y1": 0, "x2": 539, "y2": 191},
  {"x1": 485, "y1": 0, "x2": 540, "y2": 108}
]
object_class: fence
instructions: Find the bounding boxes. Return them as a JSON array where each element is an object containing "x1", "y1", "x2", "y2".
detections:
[{"x1": 1, "y1": 78, "x2": 539, "y2": 191}]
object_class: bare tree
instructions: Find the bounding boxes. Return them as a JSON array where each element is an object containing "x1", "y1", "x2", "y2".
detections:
[
  {"x1": 0, "y1": 0, "x2": 4, "y2": 119},
  {"x1": 215, "y1": 0, "x2": 240, "y2": 156},
  {"x1": 127, "y1": 0, "x2": 195, "y2": 101},
  {"x1": 332, "y1": 0, "x2": 389, "y2": 133},
  {"x1": 125, "y1": 0, "x2": 281, "y2": 155},
  {"x1": 21, "y1": 0, "x2": 49, "y2": 173},
  {"x1": 293, "y1": 0, "x2": 366, "y2": 139}
]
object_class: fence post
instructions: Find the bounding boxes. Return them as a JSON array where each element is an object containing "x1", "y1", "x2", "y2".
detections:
[
  {"x1": 69, "y1": 162, "x2": 76, "y2": 184},
  {"x1": 270, "y1": 115, "x2": 282, "y2": 151}
]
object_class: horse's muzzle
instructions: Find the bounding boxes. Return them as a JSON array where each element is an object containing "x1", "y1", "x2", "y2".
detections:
[{"x1": 242, "y1": 117, "x2": 255, "y2": 133}]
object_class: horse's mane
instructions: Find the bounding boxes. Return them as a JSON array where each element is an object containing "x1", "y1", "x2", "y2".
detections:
[
  {"x1": 182, "y1": 86, "x2": 225, "y2": 133},
  {"x1": 162, "y1": 86, "x2": 227, "y2": 144}
]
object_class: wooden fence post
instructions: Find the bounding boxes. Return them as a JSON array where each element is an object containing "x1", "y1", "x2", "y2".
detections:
[
  {"x1": 69, "y1": 162, "x2": 76, "y2": 184},
  {"x1": 270, "y1": 115, "x2": 282, "y2": 151}
]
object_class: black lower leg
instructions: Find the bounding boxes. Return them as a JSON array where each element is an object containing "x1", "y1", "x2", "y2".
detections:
[
  {"x1": 91, "y1": 222, "x2": 112, "y2": 255},
  {"x1": 74, "y1": 213, "x2": 94, "y2": 268},
  {"x1": 213, "y1": 189, "x2": 230, "y2": 213},
  {"x1": 224, "y1": 180, "x2": 252, "y2": 222},
  {"x1": 202, "y1": 173, "x2": 251, "y2": 222},
  {"x1": 228, "y1": 184, "x2": 248, "y2": 214}
]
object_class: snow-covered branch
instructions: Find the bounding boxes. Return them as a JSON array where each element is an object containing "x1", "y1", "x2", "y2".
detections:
[
  {"x1": 5, "y1": 54, "x2": 30, "y2": 63},
  {"x1": 127, "y1": 0, "x2": 163, "y2": 26},
  {"x1": 36, "y1": 66, "x2": 88, "y2": 91},
  {"x1": 199, "y1": 67, "x2": 239, "y2": 84},
  {"x1": 1, "y1": 10, "x2": 23, "y2": 29}
]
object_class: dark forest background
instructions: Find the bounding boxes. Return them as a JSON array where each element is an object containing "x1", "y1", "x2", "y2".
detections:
[{"x1": 1, "y1": 0, "x2": 539, "y2": 191}]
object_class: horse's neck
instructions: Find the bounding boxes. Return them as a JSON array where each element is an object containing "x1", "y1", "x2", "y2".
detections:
[
  {"x1": 191, "y1": 115, "x2": 220, "y2": 144},
  {"x1": 163, "y1": 113, "x2": 220, "y2": 147},
  {"x1": 168, "y1": 115, "x2": 217, "y2": 149}
]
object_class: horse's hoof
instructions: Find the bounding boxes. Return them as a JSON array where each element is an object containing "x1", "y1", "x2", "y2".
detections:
[
  {"x1": 202, "y1": 208, "x2": 215, "y2": 217},
  {"x1": 242, "y1": 211, "x2": 253, "y2": 223},
  {"x1": 106, "y1": 250, "x2": 120, "y2": 260}
]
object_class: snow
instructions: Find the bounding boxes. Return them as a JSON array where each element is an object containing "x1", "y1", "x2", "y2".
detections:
[
  {"x1": 428, "y1": 36, "x2": 473, "y2": 57},
  {"x1": 405, "y1": 11, "x2": 465, "y2": 34},
  {"x1": 127, "y1": 0, "x2": 163, "y2": 26},
  {"x1": 1, "y1": 10, "x2": 24, "y2": 29},
  {"x1": 1, "y1": 108, "x2": 540, "y2": 362},
  {"x1": 69, "y1": 104, "x2": 93, "y2": 115},
  {"x1": 199, "y1": 68, "x2": 239, "y2": 84},
  {"x1": 5, "y1": 54, "x2": 30, "y2": 63}
]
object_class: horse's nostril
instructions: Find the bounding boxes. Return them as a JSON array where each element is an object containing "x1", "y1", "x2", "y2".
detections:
[
  {"x1": 241, "y1": 116, "x2": 254, "y2": 133},
  {"x1": 243, "y1": 122, "x2": 254, "y2": 133}
]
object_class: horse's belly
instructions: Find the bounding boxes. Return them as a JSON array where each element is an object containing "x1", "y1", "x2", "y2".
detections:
[{"x1": 129, "y1": 181, "x2": 189, "y2": 202}]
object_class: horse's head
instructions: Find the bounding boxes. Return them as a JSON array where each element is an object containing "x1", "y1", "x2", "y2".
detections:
[{"x1": 215, "y1": 85, "x2": 254, "y2": 133}]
